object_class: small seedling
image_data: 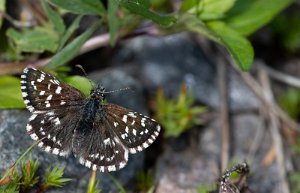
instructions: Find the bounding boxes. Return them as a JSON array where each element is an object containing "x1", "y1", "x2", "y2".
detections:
[
  {"x1": 87, "y1": 170, "x2": 101, "y2": 193},
  {"x1": 135, "y1": 170, "x2": 154, "y2": 192},
  {"x1": 290, "y1": 172, "x2": 300, "y2": 193},
  {"x1": 0, "y1": 152, "x2": 71, "y2": 193},
  {"x1": 278, "y1": 88, "x2": 300, "y2": 120},
  {"x1": 155, "y1": 84, "x2": 206, "y2": 137}
]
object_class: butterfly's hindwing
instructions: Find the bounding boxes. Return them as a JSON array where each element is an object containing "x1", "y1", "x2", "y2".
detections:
[
  {"x1": 72, "y1": 117, "x2": 128, "y2": 172},
  {"x1": 26, "y1": 107, "x2": 82, "y2": 156},
  {"x1": 104, "y1": 104, "x2": 161, "y2": 153},
  {"x1": 21, "y1": 68, "x2": 85, "y2": 112}
]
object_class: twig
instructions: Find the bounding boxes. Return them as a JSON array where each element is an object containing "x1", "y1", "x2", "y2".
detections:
[
  {"x1": 255, "y1": 60, "x2": 300, "y2": 89},
  {"x1": 79, "y1": 33, "x2": 110, "y2": 55},
  {"x1": 0, "y1": 11, "x2": 36, "y2": 28},
  {"x1": 0, "y1": 33, "x2": 110, "y2": 75},
  {"x1": 217, "y1": 55, "x2": 230, "y2": 171},
  {"x1": 258, "y1": 69, "x2": 290, "y2": 193},
  {"x1": 225, "y1": 57, "x2": 300, "y2": 132}
]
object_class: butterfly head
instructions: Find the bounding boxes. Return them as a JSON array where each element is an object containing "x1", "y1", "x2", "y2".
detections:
[{"x1": 90, "y1": 85, "x2": 106, "y2": 101}]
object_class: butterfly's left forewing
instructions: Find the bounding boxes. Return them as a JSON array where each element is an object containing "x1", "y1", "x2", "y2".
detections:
[{"x1": 21, "y1": 68, "x2": 85, "y2": 112}]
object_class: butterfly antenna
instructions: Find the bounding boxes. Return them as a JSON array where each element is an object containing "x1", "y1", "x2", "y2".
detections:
[
  {"x1": 102, "y1": 87, "x2": 133, "y2": 94},
  {"x1": 75, "y1": 64, "x2": 96, "y2": 89}
]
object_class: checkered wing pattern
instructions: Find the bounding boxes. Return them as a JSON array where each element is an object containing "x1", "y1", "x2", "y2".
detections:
[
  {"x1": 21, "y1": 68, "x2": 85, "y2": 112},
  {"x1": 26, "y1": 107, "x2": 81, "y2": 156},
  {"x1": 72, "y1": 118, "x2": 129, "y2": 172},
  {"x1": 104, "y1": 104, "x2": 161, "y2": 154},
  {"x1": 21, "y1": 67, "x2": 161, "y2": 172}
]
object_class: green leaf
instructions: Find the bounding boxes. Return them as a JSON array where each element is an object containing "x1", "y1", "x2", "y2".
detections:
[
  {"x1": 180, "y1": 0, "x2": 198, "y2": 13},
  {"x1": 6, "y1": 27, "x2": 59, "y2": 53},
  {"x1": 40, "y1": 0, "x2": 65, "y2": 36},
  {"x1": 108, "y1": 0, "x2": 120, "y2": 45},
  {"x1": 0, "y1": 76, "x2": 25, "y2": 108},
  {"x1": 45, "y1": 21, "x2": 101, "y2": 70},
  {"x1": 0, "y1": 0, "x2": 5, "y2": 29},
  {"x1": 198, "y1": 0, "x2": 237, "y2": 20},
  {"x1": 63, "y1": 76, "x2": 94, "y2": 97},
  {"x1": 225, "y1": 0, "x2": 293, "y2": 35},
  {"x1": 207, "y1": 21, "x2": 254, "y2": 71},
  {"x1": 278, "y1": 88, "x2": 300, "y2": 120},
  {"x1": 48, "y1": 0, "x2": 106, "y2": 16},
  {"x1": 58, "y1": 15, "x2": 83, "y2": 50},
  {"x1": 181, "y1": 14, "x2": 221, "y2": 44},
  {"x1": 120, "y1": 0, "x2": 176, "y2": 26}
]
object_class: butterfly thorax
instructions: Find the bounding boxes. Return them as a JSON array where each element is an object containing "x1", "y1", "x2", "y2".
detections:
[{"x1": 77, "y1": 86, "x2": 106, "y2": 133}]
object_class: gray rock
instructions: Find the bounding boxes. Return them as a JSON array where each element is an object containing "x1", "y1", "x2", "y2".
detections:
[
  {"x1": 155, "y1": 113, "x2": 284, "y2": 193},
  {"x1": 109, "y1": 33, "x2": 259, "y2": 112}
]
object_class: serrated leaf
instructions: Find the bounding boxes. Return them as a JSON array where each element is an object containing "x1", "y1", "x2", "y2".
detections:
[
  {"x1": 0, "y1": 0, "x2": 5, "y2": 29},
  {"x1": 120, "y1": 0, "x2": 176, "y2": 26},
  {"x1": 225, "y1": 0, "x2": 293, "y2": 35},
  {"x1": 6, "y1": 27, "x2": 59, "y2": 53},
  {"x1": 48, "y1": 0, "x2": 106, "y2": 16},
  {"x1": 207, "y1": 21, "x2": 254, "y2": 71},
  {"x1": 40, "y1": 0, "x2": 65, "y2": 36},
  {"x1": 64, "y1": 76, "x2": 94, "y2": 97},
  {"x1": 0, "y1": 183, "x2": 19, "y2": 193},
  {"x1": 58, "y1": 15, "x2": 83, "y2": 50},
  {"x1": 108, "y1": 0, "x2": 120, "y2": 45},
  {"x1": 0, "y1": 76, "x2": 25, "y2": 108},
  {"x1": 44, "y1": 165, "x2": 72, "y2": 188},
  {"x1": 45, "y1": 21, "x2": 101, "y2": 70}
]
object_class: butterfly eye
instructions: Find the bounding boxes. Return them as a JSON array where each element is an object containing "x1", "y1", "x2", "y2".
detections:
[{"x1": 90, "y1": 89, "x2": 95, "y2": 95}]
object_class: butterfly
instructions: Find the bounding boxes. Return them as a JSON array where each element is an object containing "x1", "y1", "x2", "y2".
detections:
[{"x1": 20, "y1": 68, "x2": 161, "y2": 172}]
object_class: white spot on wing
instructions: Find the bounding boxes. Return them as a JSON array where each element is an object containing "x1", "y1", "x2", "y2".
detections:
[
  {"x1": 38, "y1": 142, "x2": 44, "y2": 147},
  {"x1": 55, "y1": 86, "x2": 62, "y2": 94},
  {"x1": 30, "y1": 133, "x2": 38, "y2": 140},
  {"x1": 26, "y1": 124, "x2": 32, "y2": 132},
  {"x1": 46, "y1": 95, "x2": 53, "y2": 101},
  {"x1": 45, "y1": 146, "x2": 51, "y2": 152},
  {"x1": 141, "y1": 117, "x2": 146, "y2": 127},
  {"x1": 122, "y1": 115, "x2": 127, "y2": 123},
  {"x1": 104, "y1": 138, "x2": 111, "y2": 145},
  {"x1": 108, "y1": 165, "x2": 116, "y2": 171},
  {"x1": 54, "y1": 117, "x2": 60, "y2": 125},
  {"x1": 29, "y1": 114, "x2": 37, "y2": 121},
  {"x1": 53, "y1": 148, "x2": 60, "y2": 155},
  {"x1": 132, "y1": 129, "x2": 137, "y2": 136},
  {"x1": 114, "y1": 122, "x2": 119, "y2": 127}
]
